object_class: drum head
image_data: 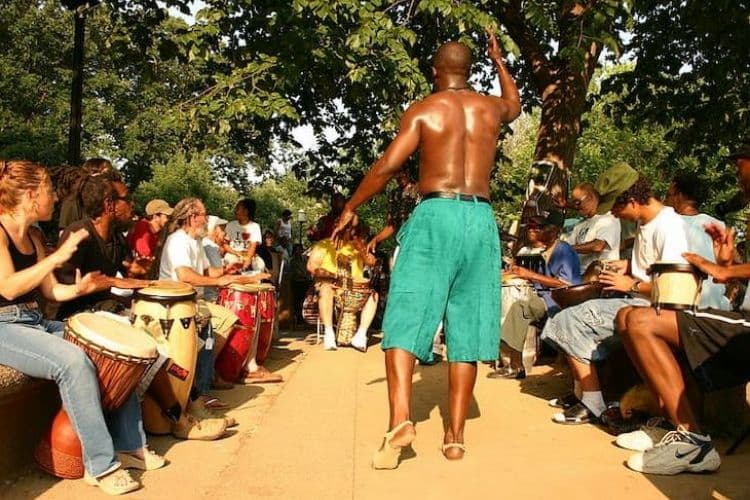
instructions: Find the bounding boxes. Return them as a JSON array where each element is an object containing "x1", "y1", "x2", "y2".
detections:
[
  {"x1": 68, "y1": 313, "x2": 158, "y2": 359},
  {"x1": 135, "y1": 282, "x2": 197, "y2": 301}
]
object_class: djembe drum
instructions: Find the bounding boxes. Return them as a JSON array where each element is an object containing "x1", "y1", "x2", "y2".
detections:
[
  {"x1": 648, "y1": 262, "x2": 705, "y2": 313},
  {"x1": 35, "y1": 313, "x2": 158, "y2": 479},
  {"x1": 335, "y1": 279, "x2": 372, "y2": 346},
  {"x1": 131, "y1": 282, "x2": 198, "y2": 434},
  {"x1": 215, "y1": 284, "x2": 261, "y2": 382}
]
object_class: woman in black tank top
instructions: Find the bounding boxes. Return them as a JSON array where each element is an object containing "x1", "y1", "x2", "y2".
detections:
[{"x1": 0, "y1": 160, "x2": 143, "y2": 494}]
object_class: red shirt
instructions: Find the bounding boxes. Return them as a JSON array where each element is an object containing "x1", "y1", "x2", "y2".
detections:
[{"x1": 128, "y1": 219, "x2": 158, "y2": 257}]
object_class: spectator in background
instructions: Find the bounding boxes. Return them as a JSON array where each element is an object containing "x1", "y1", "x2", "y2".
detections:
[
  {"x1": 563, "y1": 182, "x2": 620, "y2": 275},
  {"x1": 202, "y1": 215, "x2": 229, "y2": 301},
  {"x1": 664, "y1": 171, "x2": 730, "y2": 310},
  {"x1": 275, "y1": 209, "x2": 293, "y2": 255},
  {"x1": 308, "y1": 193, "x2": 345, "y2": 242},
  {"x1": 128, "y1": 199, "x2": 173, "y2": 259},
  {"x1": 224, "y1": 198, "x2": 262, "y2": 269}
]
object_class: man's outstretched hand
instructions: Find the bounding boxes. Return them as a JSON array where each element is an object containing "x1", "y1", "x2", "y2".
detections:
[
  {"x1": 331, "y1": 207, "x2": 356, "y2": 246},
  {"x1": 486, "y1": 26, "x2": 504, "y2": 63}
]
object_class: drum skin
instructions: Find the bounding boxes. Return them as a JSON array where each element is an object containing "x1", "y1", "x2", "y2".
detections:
[
  {"x1": 34, "y1": 410, "x2": 83, "y2": 479},
  {"x1": 132, "y1": 284, "x2": 198, "y2": 434}
]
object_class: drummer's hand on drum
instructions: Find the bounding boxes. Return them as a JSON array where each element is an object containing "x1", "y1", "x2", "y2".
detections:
[
  {"x1": 602, "y1": 259, "x2": 628, "y2": 275},
  {"x1": 74, "y1": 269, "x2": 109, "y2": 295},
  {"x1": 509, "y1": 264, "x2": 532, "y2": 280},
  {"x1": 704, "y1": 223, "x2": 735, "y2": 266},
  {"x1": 683, "y1": 252, "x2": 730, "y2": 283},
  {"x1": 52, "y1": 228, "x2": 90, "y2": 267},
  {"x1": 599, "y1": 269, "x2": 636, "y2": 292}
]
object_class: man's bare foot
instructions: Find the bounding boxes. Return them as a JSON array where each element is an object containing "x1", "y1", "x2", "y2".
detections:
[{"x1": 442, "y1": 430, "x2": 465, "y2": 460}]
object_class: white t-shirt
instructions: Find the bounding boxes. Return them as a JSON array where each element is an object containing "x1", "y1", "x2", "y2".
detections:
[
  {"x1": 682, "y1": 214, "x2": 730, "y2": 310},
  {"x1": 563, "y1": 212, "x2": 621, "y2": 273},
  {"x1": 224, "y1": 220, "x2": 262, "y2": 265},
  {"x1": 277, "y1": 218, "x2": 292, "y2": 239},
  {"x1": 630, "y1": 206, "x2": 689, "y2": 284},
  {"x1": 160, "y1": 229, "x2": 209, "y2": 295}
]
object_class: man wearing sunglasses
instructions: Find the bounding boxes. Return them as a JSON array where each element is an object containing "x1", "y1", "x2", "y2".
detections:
[
  {"x1": 55, "y1": 172, "x2": 150, "y2": 319},
  {"x1": 563, "y1": 182, "x2": 620, "y2": 276}
]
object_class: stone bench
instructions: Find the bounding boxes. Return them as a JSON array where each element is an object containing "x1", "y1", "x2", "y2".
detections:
[{"x1": 0, "y1": 365, "x2": 60, "y2": 482}]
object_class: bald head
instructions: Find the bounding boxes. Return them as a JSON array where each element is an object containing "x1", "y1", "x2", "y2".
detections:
[{"x1": 433, "y1": 41, "x2": 472, "y2": 77}]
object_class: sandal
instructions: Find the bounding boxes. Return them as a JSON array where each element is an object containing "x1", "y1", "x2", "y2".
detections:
[
  {"x1": 200, "y1": 396, "x2": 229, "y2": 410},
  {"x1": 372, "y1": 420, "x2": 415, "y2": 470},
  {"x1": 117, "y1": 448, "x2": 166, "y2": 471},
  {"x1": 84, "y1": 468, "x2": 140, "y2": 496},
  {"x1": 552, "y1": 402, "x2": 598, "y2": 425},
  {"x1": 441, "y1": 442, "x2": 466, "y2": 460}
]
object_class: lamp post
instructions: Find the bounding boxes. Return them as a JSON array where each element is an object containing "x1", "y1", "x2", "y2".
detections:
[
  {"x1": 296, "y1": 209, "x2": 307, "y2": 246},
  {"x1": 62, "y1": 0, "x2": 101, "y2": 166}
]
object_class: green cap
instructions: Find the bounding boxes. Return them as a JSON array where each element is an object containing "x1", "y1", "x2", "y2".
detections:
[{"x1": 594, "y1": 162, "x2": 639, "y2": 214}]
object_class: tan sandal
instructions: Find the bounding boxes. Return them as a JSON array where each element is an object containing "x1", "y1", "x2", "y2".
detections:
[
  {"x1": 372, "y1": 420, "x2": 415, "y2": 470},
  {"x1": 441, "y1": 442, "x2": 466, "y2": 460},
  {"x1": 117, "y1": 447, "x2": 166, "y2": 471},
  {"x1": 84, "y1": 468, "x2": 140, "y2": 495}
]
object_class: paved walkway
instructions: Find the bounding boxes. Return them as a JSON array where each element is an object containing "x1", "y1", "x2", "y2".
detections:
[{"x1": 3, "y1": 330, "x2": 748, "y2": 499}]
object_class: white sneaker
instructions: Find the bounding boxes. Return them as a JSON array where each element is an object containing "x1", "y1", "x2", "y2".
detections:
[
  {"x1": 626, "y1": 428, "x2": 720, "y2": 475},
  {"x1": 616, "y1": 417, "x2": 674, "y2": 452},
  {"x1": 323, "y1": 333, "x2": 337, "y2": 351}
]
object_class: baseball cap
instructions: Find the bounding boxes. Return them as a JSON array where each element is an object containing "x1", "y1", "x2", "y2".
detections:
[
  {"x1": 145, "y1": 199, "x2": 174, "y2": 216},
  {"x1": 207, "y1": 215, "x2": 228, "y2": 232},
  {"x1": 528, "y1": 210, "x2": 565, "y2": 229}
]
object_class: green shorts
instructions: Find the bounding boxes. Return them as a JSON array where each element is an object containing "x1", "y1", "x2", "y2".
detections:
[{"x1": 382, "y1": 197, "x2": 501, "y2": 362}]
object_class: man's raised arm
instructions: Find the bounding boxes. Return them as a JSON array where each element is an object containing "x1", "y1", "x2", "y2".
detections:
[{"x1": 487, "y1": 27, "x2": 521, "y2": 123}]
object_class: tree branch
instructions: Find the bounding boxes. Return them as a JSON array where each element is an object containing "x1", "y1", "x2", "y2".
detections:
[{"x1": 500, "y1": 1, "x2": 554, "y2": 87}]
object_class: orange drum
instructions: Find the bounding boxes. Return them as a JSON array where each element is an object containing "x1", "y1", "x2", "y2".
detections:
[
  {"x1": 215, "y1": 284, "x2": 261, "y2": 382},
  {"x1": 35, "y1": 313, "x2": 158, "y2": 479}
]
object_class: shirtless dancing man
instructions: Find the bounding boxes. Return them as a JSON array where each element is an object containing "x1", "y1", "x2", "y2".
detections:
[{"x1": 332, "y1": 29, "x2": 520, "y2": 468}]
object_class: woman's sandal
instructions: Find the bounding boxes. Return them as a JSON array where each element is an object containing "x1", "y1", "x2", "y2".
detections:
[
  {"x1": 441, "y1": 442, "x2": 466, "y2": 460},
  {"x1": 84, "y1": 468, "x2": 140, "y2": 496},
  {"x1": 372, "y1": 420, "x2": 415, "y2": 470}
]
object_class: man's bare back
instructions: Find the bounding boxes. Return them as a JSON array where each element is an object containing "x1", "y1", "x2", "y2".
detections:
[
  {"x1": 332, "y1": 28, "x2": 520, "y2": 232},
  {"x1": 408, "y1": 89, "x2": 511, "y2": 198}
]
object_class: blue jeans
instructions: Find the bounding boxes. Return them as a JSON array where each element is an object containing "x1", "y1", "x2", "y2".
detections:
[
  {"x1": 194, "y1": 321, "x2": 214, "y2": 395},
  {"x1": 541, "y1": 297, "x2": 650, "y2": 364},
  {"x1": 0, "y1": 306, "x2": 145, "y2": 477}
]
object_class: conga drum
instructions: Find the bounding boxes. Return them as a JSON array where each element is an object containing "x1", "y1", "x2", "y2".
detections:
[
  {"x1": 256, "y1": 283, "x2": 277, "y2": 364},
  {"x1": 131, "y1": 282, "x2": 198, "y2": 434},
  {"x1": 35, "y1": 313, "x2": 158, "y2": 479},
  {"x1": 335, "y1": 279, "x2": 371, "y2": 346},
  {"x1": 215, "y1": 284, "x2": 261, "y2": 382},
  {"x1": 648, "y1": 262, "x2": 704, "y2": 313}
]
